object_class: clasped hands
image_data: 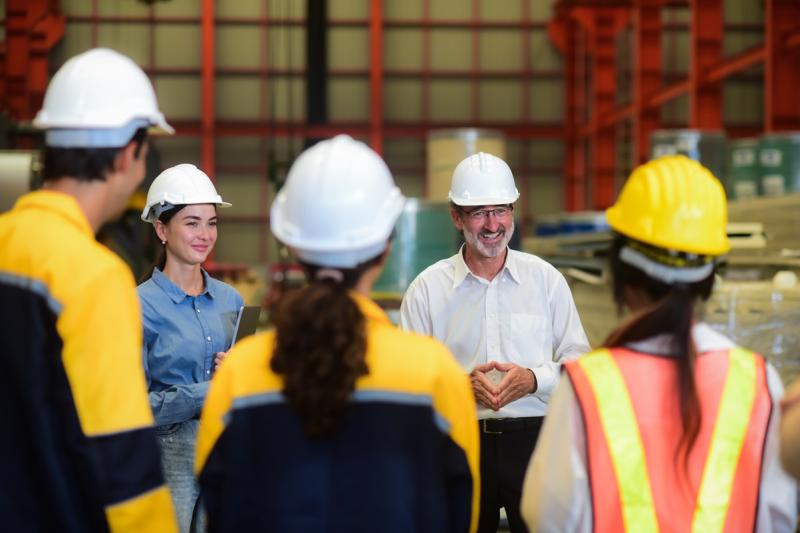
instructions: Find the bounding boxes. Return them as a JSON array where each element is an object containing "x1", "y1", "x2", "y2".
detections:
[{"x1": 470, "y1": 361, "x2": 537, "y2": 411}]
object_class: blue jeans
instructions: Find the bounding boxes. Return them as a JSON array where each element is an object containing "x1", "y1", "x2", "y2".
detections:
[{"x1": 156, "y1": 419, "x2": 205, "y2": 533}]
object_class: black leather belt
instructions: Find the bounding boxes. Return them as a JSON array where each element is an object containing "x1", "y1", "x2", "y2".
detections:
[{"x1": 479, "y1": 416, "x2": 543, "y2": 435}]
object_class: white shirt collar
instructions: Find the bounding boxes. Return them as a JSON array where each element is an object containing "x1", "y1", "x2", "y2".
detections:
[{"x1": 452, "y1": 245, "x2": 522, "y2": 288}]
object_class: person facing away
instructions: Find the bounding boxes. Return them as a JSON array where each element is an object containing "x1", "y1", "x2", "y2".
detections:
[
  {"x1": 0, "y1": 48, "x2": 178, "y2": 532},
  {"x1": 138, "y1": 164, "x2": 243, "y2": 533},
  {"x1": 521, "y1": 155, "x2": 798, "y2": 532},
  {"x1": 399, "y1": 151, "x2": 590, "y2": 533},
  {"x1": 195, "y1": 134, "x2": 480, "y2": 533}
]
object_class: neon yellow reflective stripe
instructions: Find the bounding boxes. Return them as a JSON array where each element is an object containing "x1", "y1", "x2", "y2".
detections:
[
  {"x1": 691, "y1": 348, "x2": 757, "y2": 533},
  {"x1": 579, "y1": 351, "x2": 660, "y2": 533}
]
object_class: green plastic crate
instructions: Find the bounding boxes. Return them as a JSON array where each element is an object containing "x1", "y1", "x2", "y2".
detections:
[
  {"x1": 727, "y1": 138, "x2": 760, "y2": 199},
  {"x1": 759, "y1": 133, "x2": 800, "y2": 197},
  {"x1": 373, "y1": 199, "x2": 460, "y2": 297},
  {"x1": 650, "y1": 129, "x2": 727, "y2": 183}
]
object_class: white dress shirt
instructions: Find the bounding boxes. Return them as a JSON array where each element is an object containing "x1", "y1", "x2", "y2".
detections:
[
  {"x1": 399, "y1": 246, "x2": 591, "y2": 419},
  {"x1": 520, "y1": 323, "x2": 798, "y2": 533}
]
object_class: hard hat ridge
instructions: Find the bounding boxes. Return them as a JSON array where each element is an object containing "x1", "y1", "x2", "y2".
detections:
[{"x1": 478, "y1": 152, "x2": 490, "y2": 173}]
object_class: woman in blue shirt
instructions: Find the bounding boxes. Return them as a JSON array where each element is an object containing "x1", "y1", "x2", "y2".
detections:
[{"x1": 138, "y1": 164, "x2": 243, "y2": 533}]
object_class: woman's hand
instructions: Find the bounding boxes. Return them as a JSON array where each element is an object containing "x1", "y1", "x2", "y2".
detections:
[{"x1": 214, "y1": 350, "x2": 230, "y2": 371}]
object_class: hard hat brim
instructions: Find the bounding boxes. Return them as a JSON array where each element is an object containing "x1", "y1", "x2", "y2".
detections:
[{"x1": 449, "y1": 195, "x2": 519, "y2": 207}]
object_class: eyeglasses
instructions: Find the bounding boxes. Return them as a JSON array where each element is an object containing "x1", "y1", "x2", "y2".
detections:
[{"x1": 460, "y1": 205, "x2": 513, "y2": 221}]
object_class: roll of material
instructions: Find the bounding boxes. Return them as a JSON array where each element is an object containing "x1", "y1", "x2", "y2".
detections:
[
  {"x1": 426, "y1": 128, "x2": 506, "y2": 203},
  {"x1": 0, "y1": 151, "x2": 38, "y2": 212}
]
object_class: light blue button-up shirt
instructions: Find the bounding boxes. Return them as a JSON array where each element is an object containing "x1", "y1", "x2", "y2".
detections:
[{"x1": 138, "y1": 267, "x2": 243, "y2": 426}]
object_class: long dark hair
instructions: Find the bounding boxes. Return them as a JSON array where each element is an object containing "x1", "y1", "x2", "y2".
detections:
[
  {"x1": 140, "y1": 204, "x2": 186, "y2": 282},
  {"x1": 270, "y1": 253, "x2": 385, "y2": 439},
  {"x1": 604, "y1": 235, "x2": 715, "y2": 469}
]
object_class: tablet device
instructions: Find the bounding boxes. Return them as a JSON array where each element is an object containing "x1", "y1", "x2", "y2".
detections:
[{"x1": 230, "y1": 306, "x2": 261, "y2": 349}]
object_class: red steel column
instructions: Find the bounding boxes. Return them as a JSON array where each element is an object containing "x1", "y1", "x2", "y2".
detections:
[
  {"x1": 689, "y1": 0, "x2": 723, "y2": 128},
  {"x1": 369, "y1": 0, "x2": 384, "y2": 155},
  {"x1": 520, "y1": 0, "x2": 531, "y2": 223},
  {"x1": 201, "y1": 0, "x2": 215, "y2": 176},
  {"x1": 574, "y1": 7, "x2": 629, "y2": 209},
  {"x1": 2, "y1": 0, "x2": 64, "y2": 121},
  {"x1": 200, "y1": 0, "x2": 216, "y2": 265},
  {"x1": 633, "y1": 0, "x2": 662, "y2": 164},
  {"x1": 421, "y1": 0, "x2": 430, "y2": 197},
  {"x1": 259, "y1": 0, "x2": 270, "y2": 265},
  {"x1": 572, "y1": 25, "x2": 587, "y2": 211},
  {"x1": 565, "y1": 19, "x2": 585, "y2": 211},
  {"x1": 549, "y1": 4, "x2": 584, "y2": 211},
  {"x1": 765, "y1": 0, "x2": 800, "y2": 131}
]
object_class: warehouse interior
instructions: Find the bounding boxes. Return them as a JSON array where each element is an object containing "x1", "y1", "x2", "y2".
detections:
[
  {"x1": 3, "y1": 1, "x2": 800, "y2": 531},
  {"x1": 1, "y1": 0, "x2": 799, "y2": 386}
]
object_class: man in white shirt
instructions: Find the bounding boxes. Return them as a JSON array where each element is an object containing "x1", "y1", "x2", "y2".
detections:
[{"x1": 400, "y1": 152, "x2": 590, "y2": 533}]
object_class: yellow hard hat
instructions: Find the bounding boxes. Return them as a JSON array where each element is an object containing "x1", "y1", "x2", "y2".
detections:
[{"x1": 605, "y1": 155, "x2": 730, "y2": 256}]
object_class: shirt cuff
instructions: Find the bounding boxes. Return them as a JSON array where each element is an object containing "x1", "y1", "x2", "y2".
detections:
[{"x1": 531, "y1": 365, "x2": 558, "y2": 401}]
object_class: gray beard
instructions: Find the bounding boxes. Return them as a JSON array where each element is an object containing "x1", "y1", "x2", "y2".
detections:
[{"x1": 462, "y1": 219, "x2": 514, "y2": 258}]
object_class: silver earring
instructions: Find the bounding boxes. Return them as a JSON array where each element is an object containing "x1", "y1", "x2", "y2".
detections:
[{"x1": 161, "y1": 240, "x2": 166, "y2": 245}]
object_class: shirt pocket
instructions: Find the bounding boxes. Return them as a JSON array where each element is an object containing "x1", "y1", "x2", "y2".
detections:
[{"x1": 508, "y1": 313, "x2": 551, "y2": 363}]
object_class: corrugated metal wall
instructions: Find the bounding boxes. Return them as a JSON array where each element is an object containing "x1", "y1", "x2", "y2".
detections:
[{"x1": 37, "y1": 0, "x2": 766, "y2": 266}]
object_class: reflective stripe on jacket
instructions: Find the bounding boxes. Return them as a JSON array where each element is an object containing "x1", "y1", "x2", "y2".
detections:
[{"x1": 564, "y1": 347, "x2": 771, "y2": 533}]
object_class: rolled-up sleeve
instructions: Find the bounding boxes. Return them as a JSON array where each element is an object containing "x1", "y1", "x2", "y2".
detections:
[{"x1": 148, "y1": 382, "x2": 210, "y2": 426}]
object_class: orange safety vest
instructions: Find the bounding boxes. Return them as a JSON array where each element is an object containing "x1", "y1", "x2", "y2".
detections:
[{"x1": 564, "y1": 347, "x2": 772, "y2": 533}]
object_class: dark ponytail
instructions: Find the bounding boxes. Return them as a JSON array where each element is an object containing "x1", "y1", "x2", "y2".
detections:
[
  {"x1": 604, "y1": 235, "x2": 715, "y2": 470},
  {"x1": 270, "y1": 253, "x2": 385, "y2": 439}
]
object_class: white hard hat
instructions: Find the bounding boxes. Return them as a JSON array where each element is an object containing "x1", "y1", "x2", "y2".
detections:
[
  {"x1": 449, "y1": 152, "x2": 519, "y2": 206},
  {"x1": 270, "y1": 135, "x2": 405, "y2": 268},
  {"x1": 34, "y1": 48, "x2": 173, "y2": 148},
  {"x1": 141, "y1": 164, "x2": 231, "y2": 223}
]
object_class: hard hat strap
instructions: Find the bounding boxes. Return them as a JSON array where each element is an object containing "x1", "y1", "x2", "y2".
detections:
[
  {"x1": 151, "y1": 202, "x2": 178, "y2": 221},
  {"x1": 619, "y1": 245, "x2": 714, "y2": 284}
]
